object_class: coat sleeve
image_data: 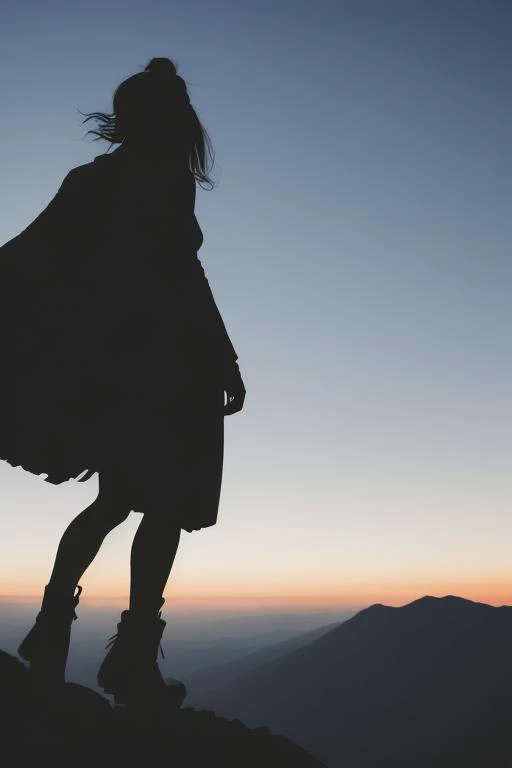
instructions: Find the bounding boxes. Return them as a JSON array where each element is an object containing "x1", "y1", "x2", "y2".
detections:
[
  {"x1": 181, "y1": 249, "x2": 239, "y2": 369},
  {"x1": 170, "y1": 174, "x2": 239, "y2": 371}
]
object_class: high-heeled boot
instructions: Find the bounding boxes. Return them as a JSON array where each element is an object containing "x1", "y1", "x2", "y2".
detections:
[
  {"x1": 18, "y1": 583, "x2": 82, "y2": 685},
  {"x1": 97, "y1": 598, "x2": 186, "y2": 708}
]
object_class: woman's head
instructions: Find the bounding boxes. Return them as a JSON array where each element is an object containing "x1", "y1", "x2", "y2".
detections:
[{"x1": 80, "y1": 57, "x2": 215, "y2": 188}]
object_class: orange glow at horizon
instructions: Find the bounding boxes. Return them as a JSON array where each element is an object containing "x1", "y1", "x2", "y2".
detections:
[{"x1": 2, "y1": 576, "x2": 511, "y2": 610}]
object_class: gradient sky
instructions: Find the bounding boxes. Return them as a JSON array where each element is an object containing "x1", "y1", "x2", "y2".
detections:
[{"x1": 0, "y1": 0, "x2": 510, "y2": 609}]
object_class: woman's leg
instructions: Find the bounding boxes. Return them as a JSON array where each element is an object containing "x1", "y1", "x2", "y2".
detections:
[
  {"x1": 18, "y1": 471, "x2": 131, "y2": 678},
  {"x1": 129, "y1": 514, "x2": 182, "y2": 618},
  {"x1": 48, "y1": 471, "x2": 131, "y2": 593},
  {"x1": 97, "y1": 512, "x2": 182, "y2": 701}
]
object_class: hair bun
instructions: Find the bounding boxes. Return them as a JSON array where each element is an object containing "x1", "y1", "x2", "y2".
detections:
[{"x1": 145, "y1": 57, "x2": 177, "y2": 79}]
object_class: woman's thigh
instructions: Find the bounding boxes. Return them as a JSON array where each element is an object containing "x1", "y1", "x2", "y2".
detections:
[{"x1": 97, "y1": 467, "x2": 134, "y2": 516}]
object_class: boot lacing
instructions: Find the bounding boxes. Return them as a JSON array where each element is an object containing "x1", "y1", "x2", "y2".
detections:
[{"x1": 104, "y1": 631, "x2": 165, "y2": 658}]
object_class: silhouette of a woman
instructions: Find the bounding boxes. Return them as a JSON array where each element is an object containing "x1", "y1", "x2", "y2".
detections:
[{"x1": 0, "y1": 57, "x2": 245, "y2": 705}]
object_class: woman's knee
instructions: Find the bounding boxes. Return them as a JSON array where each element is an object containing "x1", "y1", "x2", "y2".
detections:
[
  {"x1": 87, "y1": 494, "x2": 130, "y2": 530},
  {"x1": 106, "y1": 504, "x2": 132, "y2": 527}
]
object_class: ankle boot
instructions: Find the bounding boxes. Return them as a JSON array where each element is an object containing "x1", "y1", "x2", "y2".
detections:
[
  {"x1": 97, "y1": 598, "x2": 186, "y2": 707},
  {"x1": 18, "y1": 584, "x2": 82, "y2": 685}
]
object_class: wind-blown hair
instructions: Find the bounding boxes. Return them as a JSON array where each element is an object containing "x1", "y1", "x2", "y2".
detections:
[{"x1": 79, "y1": 57, "x2": 215, "y2": 189}]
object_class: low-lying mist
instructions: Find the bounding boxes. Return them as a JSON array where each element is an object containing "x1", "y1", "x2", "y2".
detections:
[{"x1": 0, "y1": 598, "x2": 353, "y2": 691}]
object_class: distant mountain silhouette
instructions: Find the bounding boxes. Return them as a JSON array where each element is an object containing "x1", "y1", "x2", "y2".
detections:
[
  {"x1": 185, "y1": 621, "x2": 341, "y2": 703},
  {"x1": 0, "y1": 650, "x2": 324, "y2": 767},
  {"x1": 192, "y1": 596, "x2": 512, "y2": 767}
]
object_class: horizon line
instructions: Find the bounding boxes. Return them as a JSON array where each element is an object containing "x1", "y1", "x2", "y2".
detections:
[{"x1": 1, "y1": 591, "x2": 510, "y2": 610}]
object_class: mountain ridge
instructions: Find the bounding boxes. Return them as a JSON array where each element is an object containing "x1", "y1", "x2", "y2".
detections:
[{"x1": 192, "y1": 594, "x2": 512, "y2": 767}]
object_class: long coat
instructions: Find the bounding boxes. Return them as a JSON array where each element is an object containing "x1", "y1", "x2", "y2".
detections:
[{"x1": 0, "y1": 147, "x2": 238, "y2": 530}]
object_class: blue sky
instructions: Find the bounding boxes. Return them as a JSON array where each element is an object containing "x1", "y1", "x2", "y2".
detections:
[{"x1": 0, "y1": 1, "x2": 510, "y2": 607}]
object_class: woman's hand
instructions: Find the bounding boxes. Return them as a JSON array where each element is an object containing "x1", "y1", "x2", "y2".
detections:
[{"x1": 223, "y1": 361, "x2": 246, "y2": 415}]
